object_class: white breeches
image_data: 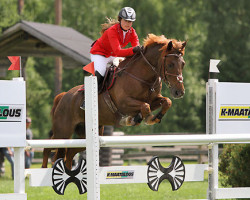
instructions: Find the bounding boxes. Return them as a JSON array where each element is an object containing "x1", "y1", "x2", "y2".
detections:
[{"x1": 91, "y1": 54, "x2": 115, "y2": 77}]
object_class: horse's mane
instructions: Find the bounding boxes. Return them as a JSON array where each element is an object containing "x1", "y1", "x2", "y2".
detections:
[
  {"x1": 143, "y1": 34, "x2": 185, "y2": 55},
  {"x1": 100, "y1": 17, "x2": 119, "y2": 35}
]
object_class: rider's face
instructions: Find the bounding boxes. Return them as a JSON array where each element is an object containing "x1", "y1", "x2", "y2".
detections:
[{"x1": 120, "y1": 19, "x2": 133, "y2": 31}]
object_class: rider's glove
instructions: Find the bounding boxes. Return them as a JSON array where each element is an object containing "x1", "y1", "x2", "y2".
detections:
[{"x1": 133, "y1": 46, "x2": 144, "y2": 54}]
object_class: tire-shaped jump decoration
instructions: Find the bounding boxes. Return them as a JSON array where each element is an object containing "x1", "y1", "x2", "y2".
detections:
[
  {"x1": 147, "y1": 156, "x2": 185, "y2": 191},
  {"x1": 52, "y1": 158, "x2": 87, "y2": 195}
]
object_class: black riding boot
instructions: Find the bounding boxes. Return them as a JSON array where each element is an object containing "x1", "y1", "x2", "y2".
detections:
[
  {"x1": 95, "y1": 71, "x2": 104, "y2": 90},
  {"x1": 80, "y1": 71, "x2": 104, "y2": 110}
]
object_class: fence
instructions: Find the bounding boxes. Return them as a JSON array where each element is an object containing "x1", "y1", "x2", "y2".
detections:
[{"x1": 1, "y1": 60, "x2": 250, "y2": 199}]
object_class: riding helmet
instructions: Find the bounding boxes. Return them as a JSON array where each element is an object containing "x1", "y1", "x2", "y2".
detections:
[{"x1": 118, "y1": 7, "x2": 136, "y2": 21}]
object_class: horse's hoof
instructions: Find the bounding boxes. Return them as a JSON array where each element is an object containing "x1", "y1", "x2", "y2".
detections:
[
  {"x1": 119, "y1": 116, "x2": 133, "y2": 126},
  {"x1": 145, "y1": 116, "x2": 156, "y2": 125},
  {"x1": 152, "y1": 113, "x2": 164, "y2": 121},
  {"x1": 133, "y1": 113, "x2": 143, "y2": 125}
]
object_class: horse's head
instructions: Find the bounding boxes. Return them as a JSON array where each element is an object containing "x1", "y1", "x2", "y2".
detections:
[
  {"x1": 144, "y1": 34, "x2": 187, "y2": 99},
  {"x1": 161, "y1": 40, "x2": 186, "y2": 99}
]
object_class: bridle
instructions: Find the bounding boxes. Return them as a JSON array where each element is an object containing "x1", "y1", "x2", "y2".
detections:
[
  {"x1": 140, "y1": 51, "x2": 184, "y2": 89},
  {"x1": 116, "y1": 49, "x2": 184, "y2": 92},
  {"x1": 162, "y1": 53, "x2": 184, "y2": 87}
]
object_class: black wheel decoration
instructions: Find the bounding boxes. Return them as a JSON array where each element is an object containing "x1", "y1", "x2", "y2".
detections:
[
  {"x1": 52, "y1": 156, "x2": 184, "y2": 195},
  {"x1": 52, "y1": 158, "x2": 87, "y2": 195},
  {"x1": 147, "y1": 156, "x2": 185, "y2": 191}
]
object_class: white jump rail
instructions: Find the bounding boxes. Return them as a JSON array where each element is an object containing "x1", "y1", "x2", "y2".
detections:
[{"x1": 26, "y1": 133, "x2": 250, "y2": 148}]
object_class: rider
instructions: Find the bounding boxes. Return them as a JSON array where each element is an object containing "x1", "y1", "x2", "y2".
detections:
[{"x1": 80, "y1": 7, "x2": 142, "y2": 110}]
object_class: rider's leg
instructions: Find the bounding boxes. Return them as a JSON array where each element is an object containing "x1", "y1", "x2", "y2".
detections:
[
  {"x1": 95, "y1": 71, "x2": 104, "y2": 90},
  {"x1": 80, "y1": 54, "x2": 112, "y2": 110},
  {"x1": 80, "y1": 71, "x2": 104, "y2": 110}
]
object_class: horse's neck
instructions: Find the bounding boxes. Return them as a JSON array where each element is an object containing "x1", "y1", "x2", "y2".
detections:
[{"x1": 128, "y1": 47, "x2": 161, "y2": 82}]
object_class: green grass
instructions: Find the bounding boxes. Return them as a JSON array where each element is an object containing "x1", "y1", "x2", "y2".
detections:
[{"x1": 0, "y1": 161, "x2": 208, "y2": 200}]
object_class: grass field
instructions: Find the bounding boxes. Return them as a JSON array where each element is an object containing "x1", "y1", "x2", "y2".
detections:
[{"x1": 0, "y1": 161, "x2": 209, "y2": 200}]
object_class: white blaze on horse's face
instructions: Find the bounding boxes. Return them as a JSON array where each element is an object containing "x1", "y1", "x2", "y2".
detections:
[{"x1": 177, "y1": 74, "x2": 183, "y2": 83}]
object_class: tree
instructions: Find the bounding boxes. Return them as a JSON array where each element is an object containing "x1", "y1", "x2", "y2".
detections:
[
  {"x1": 2, "y1": 0, "x2": 249, "y2": 136},
  {"x1": 0, "y1": 0, "x2": 20, "y2": 33},
  {"x1": 201, "y1": 0, "x2": 250, "y2": 82},
  {"x1": 26, "y1": 58, "x2": 52, "y2": 138},
  {"x1": 200, "y1": 0, "x2": 250, "y2": 130}
]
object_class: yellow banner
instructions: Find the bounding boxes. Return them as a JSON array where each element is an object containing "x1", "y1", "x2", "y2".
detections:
[{"x1": 219, "y1": 106, "x2": 250, "y2": 119}]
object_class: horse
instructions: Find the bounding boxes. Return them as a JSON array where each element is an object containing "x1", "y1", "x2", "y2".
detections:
[{"x1": 42, "y1": 34, "x2": 187, "y2": 169}]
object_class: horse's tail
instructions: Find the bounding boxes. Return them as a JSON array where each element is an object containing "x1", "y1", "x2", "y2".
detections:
[{"x1": 51, "y1": 92, "x2": 67, "y2": 117}]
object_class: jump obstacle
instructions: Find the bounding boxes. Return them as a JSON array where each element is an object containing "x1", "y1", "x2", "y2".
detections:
[{"x1": 1, "y1": 59, "x2": 250, "y2": 199}]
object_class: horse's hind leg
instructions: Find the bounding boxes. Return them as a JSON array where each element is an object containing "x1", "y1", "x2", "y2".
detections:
[
  {"x1": 65, "y1": 148, "x2": 86, "y2": 169},
  {"x1": 42, "y1": 148, "x2": 52, "y2": 168},
  {"x1": 54, "y1": 148, "x2": 66, "y2": 162},
  {"x1": 52, "y1": 118, "x2": 75, "y2": 164},
  {"x1": 64, "y1": 125, "x2": 103, "y2": 169}
]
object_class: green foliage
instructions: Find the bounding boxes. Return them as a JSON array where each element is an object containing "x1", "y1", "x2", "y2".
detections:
[
  {"x1": 0, "y1": 0, "x2": 20, "y2": 33},
  {"x1": 26, "y1": 58, "x2": 52, "y2": 138},
  {"x1": 219, "y1": 144, "x2": 250, "y2": 187},
  {"x1": 201, "y1": 0, "x2": 250, "y2": 82},
  {"x1": 62, "y1": 0, "x2": 123, "y2": 39},
  {"x1": 21, "y1": 0, "x2": 54, "y2": 23}
]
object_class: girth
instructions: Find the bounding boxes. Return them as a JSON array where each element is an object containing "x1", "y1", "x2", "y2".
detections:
[{"x1": 102, "y1": 90, "x2": 125, "y2": 126}]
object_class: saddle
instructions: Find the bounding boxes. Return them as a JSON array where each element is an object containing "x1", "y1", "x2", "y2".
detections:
[
  {"x1": 78, "y1": 57, "x2": 123, "y2": 93},
  {"x1": 99, "y1": 57, "x2": 124, "y2": 93},
  {"x1": 99, "y1": 65, "x2": 117, "y2": 93}
]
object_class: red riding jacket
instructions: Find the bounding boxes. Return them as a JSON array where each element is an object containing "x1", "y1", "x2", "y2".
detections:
[{"x1": 90, "y1": 23, "x2": 139, "y2": 57}]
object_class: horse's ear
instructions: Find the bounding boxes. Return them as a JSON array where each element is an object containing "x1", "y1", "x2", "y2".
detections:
[
  {"x1": 167, "y1": 41, "x2": 173, "y2": 51},
  {"x1": 181, "y1": 41, "x2": 187, "y2": 49}
]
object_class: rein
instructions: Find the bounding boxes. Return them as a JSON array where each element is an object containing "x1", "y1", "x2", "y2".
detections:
[
  {"x1": 116, "y1": 53, "x2": 161, "y2": 91},
  {"x1": 116, "y1": 50, "x2": 184, "y2": 91}
]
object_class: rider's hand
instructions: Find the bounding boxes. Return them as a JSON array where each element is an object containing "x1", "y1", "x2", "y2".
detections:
[{"x1": 133, "y1": 46, "x2": 144, "y2": 54}]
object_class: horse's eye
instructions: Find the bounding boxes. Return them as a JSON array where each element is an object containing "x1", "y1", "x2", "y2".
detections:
[{"x1": 168, "y1": 63, "x2": 174, "y2": 68}]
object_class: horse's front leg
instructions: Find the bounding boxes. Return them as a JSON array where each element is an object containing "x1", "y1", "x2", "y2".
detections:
[
  {"x1": 145, "y1": 95, "x2": 172, "y2": 125},
  {"x1": 119, "y1": 98, "x2": 152, "y2": 126}
]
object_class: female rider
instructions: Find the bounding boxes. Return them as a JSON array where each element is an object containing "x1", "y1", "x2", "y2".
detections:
[{"x1": 81, "y1": 7, "x2": 142, "y2": 110}]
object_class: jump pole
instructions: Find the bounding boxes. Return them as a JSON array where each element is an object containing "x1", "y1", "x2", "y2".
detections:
[
  {"x1": 207, "y1": 59, "x2": 220, "y2": 199},
  {"x1": 85, "y1": 76, "x2": 100, "y2": 200},
  {"x1": 26, "y1": 133, "x2": 250, "y2": 148},
  {"x1": 206, "y1": 59, "x2": 250, "y2": 199}
]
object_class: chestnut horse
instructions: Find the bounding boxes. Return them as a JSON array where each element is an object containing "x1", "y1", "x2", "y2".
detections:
[{"x1": 42, "y1": 34, "x2": 187, "y2": 169}]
